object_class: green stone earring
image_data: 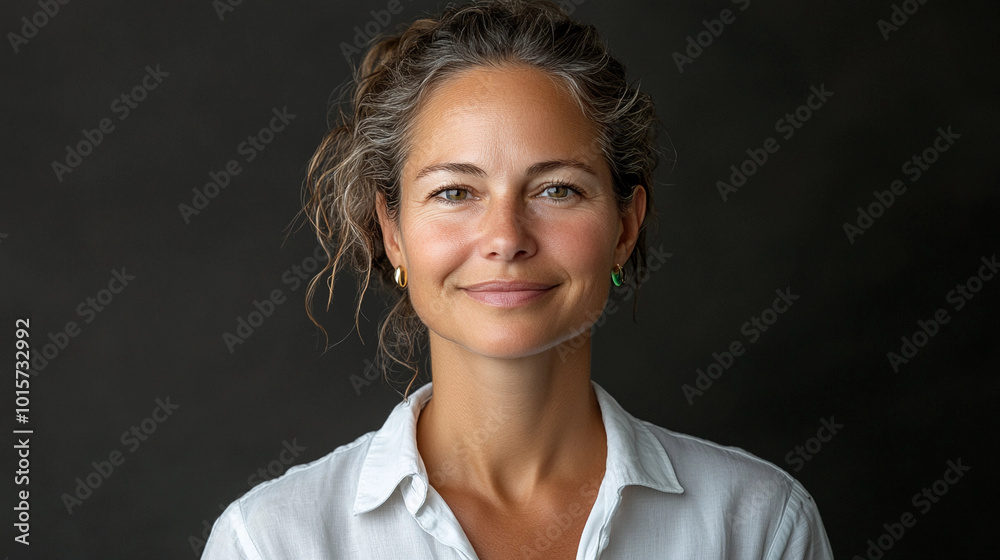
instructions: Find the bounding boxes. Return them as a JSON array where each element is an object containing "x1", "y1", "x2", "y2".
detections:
[{"x1": 611, "y1": 263, "x2": 625, "y2": 287}]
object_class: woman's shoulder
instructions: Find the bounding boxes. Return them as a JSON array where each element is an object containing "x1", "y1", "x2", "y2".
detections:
[
  {"x1": 636, "y1": 419, "x2": 829, "y2": 542},
  {"x1": 202, "y1": 430, "x2": 378, "y2": 558},
  {"x1": 223, "y1": 432, "x2": 375, "y2": 523},
  {"x1": 637, "y1": 418, "x2": 804, "y2": 497},
  {"x1": 237, "y1": 430, "x2": 375, "y2": 514},
  {"x1": 613, "y1": 418, "x2": 833, "y2": 557},
  {"x1": 594, "y1": 380, "x2": 811, "y2": 509}
]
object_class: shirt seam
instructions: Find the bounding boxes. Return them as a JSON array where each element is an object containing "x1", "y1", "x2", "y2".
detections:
[
  {"x1": 648, "y1": 423, "x2": 799, "y2": 486},
  {"x1": 762, "y1": 481, "x2": 801, "y2": 560},
  {"x1": 643, "y1": 421, "x2": 810, "y2": 559},
  {"x1": 232, "y1": 499, "x2": 266, "y2": 560},
  {"x1": 239, "y1": 432, "x2": 374, "y2": 504}
]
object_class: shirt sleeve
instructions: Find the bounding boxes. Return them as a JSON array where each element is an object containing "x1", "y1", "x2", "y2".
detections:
[
  {"x1": 766, "y1": 480, "x2": 835, "y2": 560},
  {"x1": 201, "y1": 500, "x2": 260, "y2": 560}
]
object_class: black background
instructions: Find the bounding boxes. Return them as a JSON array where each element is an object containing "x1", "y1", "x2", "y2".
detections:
[{"x1": 2, "y1": 0, "x2": 997, "y2": 558}]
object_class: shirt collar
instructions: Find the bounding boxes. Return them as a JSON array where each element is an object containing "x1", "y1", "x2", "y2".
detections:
[{"x1": 352, "y1": 379, "x2": 683, "y2": 516}]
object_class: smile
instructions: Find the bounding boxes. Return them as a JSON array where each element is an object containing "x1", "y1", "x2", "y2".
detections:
[{"x1": 460, "y1": 282, "x2": 556, "y2": 308}]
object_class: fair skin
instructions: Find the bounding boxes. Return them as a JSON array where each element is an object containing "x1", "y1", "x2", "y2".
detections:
[{"x1": 376, "y1": 64, "x2": 646, "y2": 559}]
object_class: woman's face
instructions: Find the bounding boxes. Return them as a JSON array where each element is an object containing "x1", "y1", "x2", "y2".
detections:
[{"x1": 377, "y1": 64, "x2": 646, "y2": 359}]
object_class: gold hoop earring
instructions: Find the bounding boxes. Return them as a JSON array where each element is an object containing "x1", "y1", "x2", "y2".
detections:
[
  {"x1": 394, "y1": 265, "x2": 407, "y2": 288},
  {"x1": 611, "y1": 263, "x2": 625, "y2": 287}
]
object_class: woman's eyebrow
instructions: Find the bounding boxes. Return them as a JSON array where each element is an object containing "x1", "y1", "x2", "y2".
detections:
[{"x1": 413, "y1": 159, "x2": 598, "y2": 181}]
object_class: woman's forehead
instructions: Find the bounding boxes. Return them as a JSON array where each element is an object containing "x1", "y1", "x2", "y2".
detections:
[
  {"x1": 404, "y1": 65, "x2": 602, "y2": 177},
  {"x1": 414, "y1": 65, "x2": 589, "y2": 128}
]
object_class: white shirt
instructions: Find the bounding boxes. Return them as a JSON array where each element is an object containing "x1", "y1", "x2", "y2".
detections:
[{"x1": 202, "y1": 380, "x2": 834, "y2": 559}]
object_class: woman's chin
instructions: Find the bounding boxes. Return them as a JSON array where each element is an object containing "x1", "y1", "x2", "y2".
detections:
[{"x1": 430, "y1": 328, "x2": 574, "y2": 361}]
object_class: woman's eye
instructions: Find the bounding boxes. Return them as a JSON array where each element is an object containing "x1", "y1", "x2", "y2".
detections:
[
  {"x1": 540, "y1": 184, "x2": 580, "y2": 201},
  {"x1": 431, "y1": 184, "x2": 578, "y2": 204},
  {"x1": 435, "y1": 188, "x2": 469, "y2": 202},
  {"x1": 543, "y1": 185, "x2": 571, "y2": 198}
]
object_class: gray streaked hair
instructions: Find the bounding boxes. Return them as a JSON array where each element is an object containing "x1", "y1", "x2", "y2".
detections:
[{"x1": 300, "y1": 0, "x2": 664, "y2": 400}]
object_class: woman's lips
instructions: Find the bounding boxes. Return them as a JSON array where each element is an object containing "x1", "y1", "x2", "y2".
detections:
[
  {"x1": 460, "y1": 282, "x2": 556, "y2": 307},
  {"x1": 462, "y1": 288, "x2": 553, "y2": 307}
]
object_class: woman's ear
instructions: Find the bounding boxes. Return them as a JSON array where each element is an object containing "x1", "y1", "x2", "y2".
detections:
[
  {"x1": 376, "y1": 190, "x2": 403, "y2": 266},
  {"x1": 615, "y1": 185, "x2": 647, "y2": 264}
]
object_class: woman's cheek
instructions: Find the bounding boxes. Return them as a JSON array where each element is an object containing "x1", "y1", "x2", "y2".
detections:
[
  {"x1": 402, "y1": 213, "x2": 473, "y2": 316},
  {"x1": 546, "y1": 212, "x2": 617, "y2": 263},
  {"x1": 412, "y1": 217, "x2": 474, "y2": 266},
  {"x1": 405, "y1": 209, "x2": 468, "y2": 254}
]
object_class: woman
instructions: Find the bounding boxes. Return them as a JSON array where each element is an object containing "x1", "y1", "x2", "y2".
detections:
[{"x1": 204, "y1": 1, "x2": 834, "y2": 558}]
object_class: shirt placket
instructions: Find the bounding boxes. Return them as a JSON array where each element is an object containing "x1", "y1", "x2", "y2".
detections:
[
  {"x1": 576, "y1": 480, "x2": 625, "y2": 560},
  {"x1": 402, "y1": 474, "x2": 482, "y2": 560}
]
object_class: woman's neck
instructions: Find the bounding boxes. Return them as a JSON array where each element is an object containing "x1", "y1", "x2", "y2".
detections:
[{"x1": 415, "y1": 330, "x2": 608, "y2": 509}]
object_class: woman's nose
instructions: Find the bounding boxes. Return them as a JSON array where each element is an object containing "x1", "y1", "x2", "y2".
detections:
[{"x1": 478, "y1": 192, "x2": 537, "y2": 261}]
